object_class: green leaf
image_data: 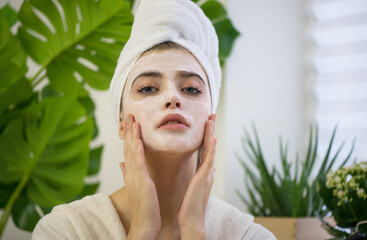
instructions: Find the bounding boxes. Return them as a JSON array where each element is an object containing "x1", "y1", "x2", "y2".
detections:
[
  {"x1": 41, "y1": 85, "x2": 62, "y2": 98},
  {"x1": 0, "y1": 3, "x2": 18, "y2": 28},
  {"x1": 72, "y1": 182, "x2": 99, "y2": 201},
  {"x1": 11, "y1": 190, "x2": 41, "y2": 231},
  {"x1": 0, "y1": 181, "x2": 17, "y2": 208},
  {"x1": 0, "y1": 11, "x2": 27, "y2": 91},
  {"x1": 88, "y1": 146, "x2": 103, "y2": 176},
  {"x1": 78, "y1": 95, "x2": 95, "y2": 116},
  {"x1": 40, "y1": 206, "x2": 52, "y2": 216},
  {"x1": 81, "y1": 183, "x2": 99, "y2": 196},
  {"x1": 0, "y1": 11, "x2": 31, "y2": 134},
  {"x1": 237, "y1": 124, "x2": 355, "y2": 217},
  {"x1": 316, "y1": 212, "x2": 350, "y2": 238},
  {"x1": 200, "y1": 0, "x2": 240, "y2": 66},
  {"x1": 46, "y1": 59, "x2": 89, "y2": 97},
  {"x1": 0, "y1": 78, "x2": 34, "y2": 134},
  {"x1": 125, "y1": 0, "x2": 135, "y2": 9},
  {"x1": 91, "y1": 116, "x2": 99, "y2": 139},
  {"x1": 200, "y1": 1, "x2": 227, "y2": 20},
  {"x1": 18, "y1": 0, "x2": 133, "y2": 90},
  {"x1": 77, "y1": 95, "x2": 100, "y2": 139},
  {"x1": 0, "y1": 94, "x2": 93, "y2": 207}
]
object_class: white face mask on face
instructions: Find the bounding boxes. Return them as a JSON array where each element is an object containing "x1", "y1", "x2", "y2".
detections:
[{"x1": 120, "y1": 49, "x2": 211, "y2": 154}]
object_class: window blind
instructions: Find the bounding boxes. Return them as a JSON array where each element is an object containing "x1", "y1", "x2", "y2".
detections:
[{"x1": 309, "y1": 0, "x2": 367, "y2": 163}]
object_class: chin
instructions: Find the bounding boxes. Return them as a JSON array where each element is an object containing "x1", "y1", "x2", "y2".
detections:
[
  {"x1": 140, "y1": 125, "x2": 205, "y2": 155},
  {"x1": 143, "y1": 139, "x2": 202, "y2": 155}
]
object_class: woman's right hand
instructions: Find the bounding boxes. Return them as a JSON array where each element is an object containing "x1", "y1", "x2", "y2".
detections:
[{"x1": 120, "y1": 114, "x2": 161, "y2": 240}]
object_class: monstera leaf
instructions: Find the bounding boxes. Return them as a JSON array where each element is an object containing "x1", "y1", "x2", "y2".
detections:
[
  {"x1": 0, "y1": 11, "x2": 34, "y2": 135},
  {"x1": 0, "y1": 93, "x2": 93, "y2": 202},
  {"x1": 0, "y1": 3, "x2": 18, "y2": 28},
  {"x1": 0, "y1": 9, "x2": 26, "y2": 89},
  {"x1": 18, "y1": 0, "x2": 133, "y2": 91},
  {"x1": 0, "y1": 93, "x2": 93, "y2": 230},
  {"x1": 200, "y1": 0, "x2": 240, "y2": 66}
]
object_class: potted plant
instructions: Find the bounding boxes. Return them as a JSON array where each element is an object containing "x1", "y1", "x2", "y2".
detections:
[
  {"x1": 0, "y1": 0, "x2": 239, "y2": 238},
  {"x1": 317, "y1": 161, "x2": 367, "y2": 240},
  {"x1": 236, "y1": 125, "x2": 355, "y2": 239}
]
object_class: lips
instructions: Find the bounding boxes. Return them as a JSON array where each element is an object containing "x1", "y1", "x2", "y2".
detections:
[{"x1": 158, "y1": 113, "x2": 189, "y2": 130}]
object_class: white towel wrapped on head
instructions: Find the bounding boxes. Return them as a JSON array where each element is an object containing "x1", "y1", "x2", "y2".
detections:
[{"x1": 109, "y1": 0, "x2": 221, "y2": 124}]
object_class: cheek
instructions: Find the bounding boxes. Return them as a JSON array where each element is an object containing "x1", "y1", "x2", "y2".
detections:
[
  {"x1": 123, "y1": 98, "x2": 158, "y2": 147},
  {"x1": 188, "y1": 99, "x2": 211, "y2": 143},
  {"x1": 124, "y1": 99, "x2": 153, "y2": 126},
  {"x1": 189, "y1": 95, "x2": 211, "y2": 121}
]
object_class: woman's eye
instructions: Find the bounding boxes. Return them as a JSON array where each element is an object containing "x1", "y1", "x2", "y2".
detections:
[
  {"x1": 182, "y1": 87, "x2": 202, "y2": 95},
  {"x1": 138, "y1": 86, "x2": 157, "y2": 93}
]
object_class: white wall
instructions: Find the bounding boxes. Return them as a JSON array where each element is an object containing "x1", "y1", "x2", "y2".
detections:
[
  {"x1": 1, "y1": 0, "x2": 308, "y2": 238},
  {"x1": 224, "y1": 0, "x2": 307, "y2": 212}
]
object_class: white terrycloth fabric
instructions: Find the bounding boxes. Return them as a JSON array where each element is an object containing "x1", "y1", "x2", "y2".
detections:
[
  {"x1": 32, "y1": 193, "x2": 276, "y2": 239},
  {"x1": 109, "y1": 0, "x2": 221, "y2": 124}
]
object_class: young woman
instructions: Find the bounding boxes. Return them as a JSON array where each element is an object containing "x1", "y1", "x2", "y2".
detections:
[{"x1": 32, "y1": 0, "x2": 276, "y2": 239}]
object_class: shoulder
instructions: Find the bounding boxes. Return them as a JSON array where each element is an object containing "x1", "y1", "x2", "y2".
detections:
[
  {"x1": 205, "y1": 196, "x2": 276, "y2": 240},
  {"x1": 32, "y1": 193, "x2": 126, "y2": 240}
]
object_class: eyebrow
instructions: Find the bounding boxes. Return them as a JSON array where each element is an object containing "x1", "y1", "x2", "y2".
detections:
[
  {"x1": 131, "y1": 71, "x2": 162, "y2": 89},
  {"x1": 177, "y1": 71, "x2": 206, "y2": 86},
  {"x1": 130, "y1": 70, "x2": 206, "y2": 89}
]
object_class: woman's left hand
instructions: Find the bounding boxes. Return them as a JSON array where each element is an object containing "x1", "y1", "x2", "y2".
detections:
[{"x1": 178, "y1": 114, "x2": 217, "y2": 239}]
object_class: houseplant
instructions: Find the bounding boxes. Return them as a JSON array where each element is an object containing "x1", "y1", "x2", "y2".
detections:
[
  {"x1": 236, "y1": 124, "x2": 355, "y2": 239},
  {"x1": 318, "y1": 161, "x2": 367, "y2": 239},
  {"x1": 0, "y1": 0, "x2": 239, "y2": 237}
]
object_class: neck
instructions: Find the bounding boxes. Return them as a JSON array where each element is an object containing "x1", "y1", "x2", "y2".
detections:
[
  {"x1": 144, "y1": 150, "x2": 198, "y2": 226},
  {"x1": 110, "y1": 150, "x2": 199, "y2": 238}
]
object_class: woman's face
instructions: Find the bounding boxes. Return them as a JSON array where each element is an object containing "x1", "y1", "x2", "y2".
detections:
[{"x1": 120, "y1": 49, "x2": 211, "y2": 154}]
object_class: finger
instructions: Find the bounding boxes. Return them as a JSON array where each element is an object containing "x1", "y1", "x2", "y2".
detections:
[
  {"x1": 125, "y1": 115, "x2": 137, "y2": 144},
  {"x1": 120, "y1": 162, "x2": 126, "y2": 181},
  {"x1": 209, "y1": 113, "x2": 216, "y2": 137},
  {"x1": 133, "y1": 122, "x2": 142, "y2": 141},
  {"x1": 126, "y1": 114, "x2": 133, "y2": 140},
  {"x1": 209, "y1": 113, "x2": 216, "y2": 122},
  {"x1": 130, "y1": 118, "x2": 143, "y2": 173},
  {"x1": 134, "y1": 138, "x2": 149, "y2": 174},
  {"x1": 122, "y1": 117, "x2": 128, "y2": 140},
  {"x1": 123, "y1": 119, "x2": 129, "y2": 163},
  {"x1": 133, "y1": 124, "x2": 144, "y2": 162},
  {"x1": 201, "y1": 120, "x2": 214, "y2": 162},
  {"x1": 199, "y1": 137, "x2": 217, "y2": 174},
  {"x1": 204, "y1": 114, "x2": 216, "y2": 146},
  {"x1": 124, "y1": 114, "x2": 135, "y2": 170},
  {"x1": 201, "y1": 114, "x2": 216, "y2": 160},
  {"x1": 123, "y1": 114, "x2": 131, "y2": 145},
  {"x1": 127, "y1": 114, "x2": 137, "y2": 151},
  {"x1": 204, "y1": 138, "x2": 217, "y2": 172}
]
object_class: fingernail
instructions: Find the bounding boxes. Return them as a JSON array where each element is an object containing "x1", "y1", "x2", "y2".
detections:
[{"x1": 136, "y1": 139, "x2": 141, "y2": 149}]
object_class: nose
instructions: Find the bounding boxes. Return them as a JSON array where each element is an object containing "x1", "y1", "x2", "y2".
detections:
[
  {"x1": 164, "y1": 85, "x2": 182, "y2": 109},
  {"x1": 165, "y1": 98, "x2": 181, "y2": 109}
]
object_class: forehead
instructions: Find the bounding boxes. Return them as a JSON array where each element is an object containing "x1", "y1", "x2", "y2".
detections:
[{"x1": 126, "y1": 49, "x2": 208, "y2": 85}]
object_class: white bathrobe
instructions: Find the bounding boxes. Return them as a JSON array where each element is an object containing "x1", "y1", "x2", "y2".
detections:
[{"x1": 32, "y1": 193, "x2": 276, "y2": 240}]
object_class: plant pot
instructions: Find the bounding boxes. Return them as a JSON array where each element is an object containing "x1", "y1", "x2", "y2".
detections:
[
  {"x1": 255, "y1": 217, "x2": 296, "y2": 240},
  {"x1": 254, "y1": 217, "x2": 333, "y2": 240}
]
